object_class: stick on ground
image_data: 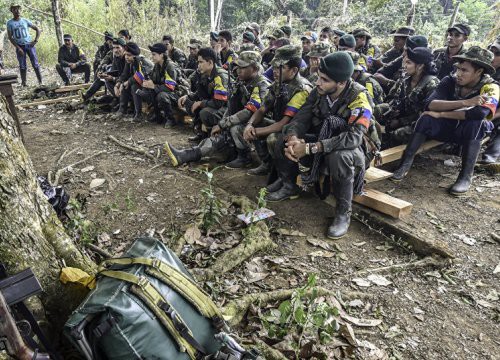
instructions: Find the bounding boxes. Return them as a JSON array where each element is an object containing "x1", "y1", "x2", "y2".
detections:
[{"x1": 108, "y1": 135, "x2": 157, "y2": 161}]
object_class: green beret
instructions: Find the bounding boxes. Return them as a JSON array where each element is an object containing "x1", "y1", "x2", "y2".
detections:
[
  {"x1": 270, "y1": 45, "x2": 302, "y2": 67},
  {"x1": 319, "y1": 52, "x2": 354, "y2": 82}
]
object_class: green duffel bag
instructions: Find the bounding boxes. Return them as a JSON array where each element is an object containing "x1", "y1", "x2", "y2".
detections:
[{"x1": 64, "y1": 237, "x2": 260, "y2": 360}]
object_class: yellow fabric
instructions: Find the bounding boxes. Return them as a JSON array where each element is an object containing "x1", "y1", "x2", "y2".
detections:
[
  {"x1": 60, "y1": 267, "x2": 95, "y2": 289},
  {"x1": 284, "y1": 90, "x2": 310, "y2": 117},
  {"x1": 365, "y1": 81, "x2": 374, "y2": 98},
  {"x1": 481, "y1": 83, "x2": 499, "y2": 120},
  {"x1": 348, "y1": 91, "x2": 373, "y2": 128}
]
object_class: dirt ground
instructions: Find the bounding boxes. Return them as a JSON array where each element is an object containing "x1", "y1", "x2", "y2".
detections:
[{"x1": 10, "y1": 69, "x2": 500, "y2": 359}]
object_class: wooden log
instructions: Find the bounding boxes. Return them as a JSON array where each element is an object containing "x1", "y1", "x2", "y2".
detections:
[
  {"x1": 353, "y1": 188, "x2": 412, "y2": 218},
  {"x1": 324, "y1": 189, "x2": 412, "y2": 219},
  {"x1": 365, "y1": 167, "x2": 393, "y2": 183},
  {"x1": 17, "y1": 90, "x2": 104, "y2": 108},
  {"x1": 54, "y1": 83, "x2": 91, "y2": 93},
  {"x1": 371, "y1": 140, "x2": 442, "y2": 166}
]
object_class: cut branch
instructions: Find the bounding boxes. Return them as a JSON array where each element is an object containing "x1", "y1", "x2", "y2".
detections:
[{"x1": 108, "y1": 135, "x2": 157, "y2": 161}]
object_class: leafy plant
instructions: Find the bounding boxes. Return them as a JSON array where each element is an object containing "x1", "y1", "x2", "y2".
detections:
[
  {"x1": 65, "y1": 198, "x2": 98, "y2": 244},
  {"x1": 260, "y1": 274, "x2": 340, "y2": 359},
  {"x1": 196, "y1": 166, "x2": 224, "y2": 232},
  {"x1": 257, "y1": 187, "x2": 267, "y2": 209}
]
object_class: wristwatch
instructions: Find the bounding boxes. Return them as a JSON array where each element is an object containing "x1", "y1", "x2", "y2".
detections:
[{"x1": 310, "y1": 143, "x2": 319, "y2": 154}]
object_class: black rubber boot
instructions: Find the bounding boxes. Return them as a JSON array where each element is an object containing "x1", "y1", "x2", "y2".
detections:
[
  {"x1": 327, "y1": 178, "x2": 354, "y2": 239},
  {"x1": 164, "y1": 142, "x2": 201, "y2": 167},
  {"x1": 449, "y1": 140, "x2": 481, "y2": 196},
  {"x1": 20, "y1": 69, "x2": 27, "y2": 86},
  {"x1": 34, "y1": 67, "x2": 43, "y2": 84},
  {"x1": 479, "y1": 133, "x2": 500, "y2": 164},
  {"x1": 225, "y1": 149, "x2": 252, "y2": 169},
  {"x1": 248, "y1": 161, "x2": 271, "y2": 176},
  {"x1": 265, "y1": 161, "x2": 300, "y2": 202},
  {"x1": 132, "y1": 112, "x2": 145, "y2": 123},
  {"x1": 266, "y1": 178, "x2": 282, "y2": 193},
  {"x1": 391, "y1": 132, "x2": 427, "y2": 181}
]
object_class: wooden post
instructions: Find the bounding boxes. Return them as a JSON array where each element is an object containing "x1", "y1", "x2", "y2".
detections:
[
  {"x1": 51, "y1": 0, "x2": 63, "y2": 47},
  {"x1": 446, "y1": 0, "x2": 461, "y2": 43}
]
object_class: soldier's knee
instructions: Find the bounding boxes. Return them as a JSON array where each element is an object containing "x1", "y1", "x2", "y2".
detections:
[{"x1": 326, "y1": 150, "x2": 355, "y2": 180}]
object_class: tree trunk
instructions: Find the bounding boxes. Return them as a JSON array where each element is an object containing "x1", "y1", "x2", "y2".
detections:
[
  {"x1": 0, "y1": 96, "x2": 95, "y2": 325},
  {"x1": 342, "y1": 0, "x2": 348, "y2": 16},
  {"x1": 51, "y1": 0, "x2": 64, "y2": 47}
]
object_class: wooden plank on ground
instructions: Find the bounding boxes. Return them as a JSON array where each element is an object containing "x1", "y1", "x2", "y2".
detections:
[
  {"x1": 17, "y1": 90, "x2": 104, "y2": 108},
  {"x1": 371, "y1": 140, "x2": 442, "y2": 166},
  {"x1": 353, "y1": 188, "x2": 413, "y2": 219},
  {"x1": 365, "y1": 167, "x2": 393, "y2": 183},
  {"x1": 54, "y1": 83, "x2": 91, "y2": 93}
]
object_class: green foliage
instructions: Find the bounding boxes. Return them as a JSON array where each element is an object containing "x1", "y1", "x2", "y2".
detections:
[
  {"x1": 257, "y1": 187, "x2": 267, "y2": 210},
  {"x1": 260, "y1": 274, "x2": 340, "y2": 357},
  {"x1": 65, "y1": 198, "x2": 97, "y2": 244},
  {"x1": 196, "y1": 166, "x2": 224, "y2": 232}
]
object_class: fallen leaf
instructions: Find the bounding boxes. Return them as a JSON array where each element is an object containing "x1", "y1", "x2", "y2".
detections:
[
  {"x1": 183, "y1": 224, "x2": 201, "y2": 245},
  {"x1": 413, "y1": 307, "x2": 425, "y2": 315},
  {"x1": 81, "y1": 165, "x2": 95, "y2": 173},
  {"x1": 476, "y1": 300, "x2": 496, "y2": 309},
  {"x1": 277, "y1": 228, "x2": 307, "y2": 237},
  {"x1": 352, "y1": 278, "x2": 371, "y2": 287},
  {"x1": 367, "y1": 274, "x2": 392, "y2": 287},
  {"x1": 494, "y1": 262, "x2": 500, "y2": 274},
  {"x1": 97, "y1": 232, "x2": 111, "y2": 245},
  {"x1": 485, "y1": 290, "x2": 499, "y2": 301},
  {"x1": 113, "y1": 229, "x2": 121, "y2": 235},
  {"x1": 89, "y1": 178, "x2": 106, "y2": 189},
  {"x1": 307, "y1": 237, "x2": 331, "y2": 250},
  {"x1": 349, "y1": 299, "x2": 364, "y2": 308},
  {"x1": 309, "y1": 250, "x2": 335, "y2": 258},
  {"x1": 453, "y1": 233, "x2": 476, "y2": 246},
  {"x1": 342, "y1": 313, "x2": 382, "y2": 327},
  {"x1": 339, "y1": 323, "x2": 357, "y2": 346}
]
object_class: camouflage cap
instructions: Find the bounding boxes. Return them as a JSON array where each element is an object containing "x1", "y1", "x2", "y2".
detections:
[
  {"x1": 267, "y1": 28, "x2": 286, "y2": 40},
  {"x1": 345, "y1": 51, "x2": 364, "y2": 71},
  {"x1": 188, "y1": 38, "x2": 203, "y2": 48},
  {"x1": 270, "y1": 45, "x2": 302, "y2": 67},
  {"x1": 246, "y1": 22, "x2": 261, "y2": 34},
  {"x1": 351, "y1": 28, "x2": 372, "y2": 39},
  {"x1": 234, "y1": 51, "x2": 262, "y2": 67},
  {"x1": 447, "y1": 23, "x2": 471, "y2": 36},
  {"x1": 308, "y1": 42, "x2": 331, "y2": 58},
  {"x1": 391, "y1": 26, "x2": 415, "y2": 37},
  {"x1": 452, "y1": 46, "x2": 495, "y2": 74},
  {"x1": 488, "y1": 35, "x2": 500, "y2": 52},
  {"x1": 238, "y1": 43, "x2": 258, "y2": 53}
]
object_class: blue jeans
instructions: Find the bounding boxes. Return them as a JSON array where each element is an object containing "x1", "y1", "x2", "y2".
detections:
[{"x1": 15, "y1": 43, "x2": 40, "y2": 70}]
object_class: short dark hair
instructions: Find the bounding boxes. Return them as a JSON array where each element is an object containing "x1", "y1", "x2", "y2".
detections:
[
  {"x1": 285, "y1": 57, "x2": 302, "y2": 70},
  {"x1": 198, "y1": 47, "x2": 217, "y2": 64},
  {"x1": 218, "y1": 30, "x2": 232, "y2": 42},
  {"x1": 118, "y1": 29, "x2": 131, "y2": 39},
  {"x1": 457, "y1": 59, "x2": 484, "y2": 73},
  {"x1": 163, "y1": 35, "x2": 174, "y2": 44},
  {"x1": 321, "y1": 26, "x2": 333, "y2": 35}
]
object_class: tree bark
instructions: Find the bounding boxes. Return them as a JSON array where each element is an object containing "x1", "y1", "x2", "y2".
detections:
[
  {"x1": 0, "y1": 96, "x2": 95, "y2": 325},
  {"x1": 50, "y1": 0, "x2": 64, "y2": 47}
]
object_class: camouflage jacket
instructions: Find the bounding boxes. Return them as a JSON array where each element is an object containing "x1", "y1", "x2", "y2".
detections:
[
  {"x1": 119, "y1": 55, "x2": 153, "y2": 84},
  {"x1": 188, "y1": 65, "x2": 229, "y2": 109},
  {"x1": 380, "y1": 47, "x2": 403, "y2": 65},
  {"x1": 150, "y1": 54, "x2": 181, "y2": 94},
  {"x1": 492, "y1": 68, "x2": 500, "y2": 83},
  {"x1": 357, "y1": 72, "x2": 385, "y2": 105},
  {"x1": 218, "y1": 74, "x2": 270, "y2": 129},
  {"x1": 433, "y1": 46, "x2": 466, "y2": 80},
  {"x1": 388, "y1": 74, "x2": 439, "y2": 126},
  {"x1": 169, "y1": 47, "x2": 187, "y2": 68},
  {"x1": 262, "y1": 73, "x2": 313, "y2": 121},
  {"x1": 185, "y1": 55, "x2": 197, "y2": 71},
  {"x1": 94, "y1": 42, "x2": 112, "y2": 65}
]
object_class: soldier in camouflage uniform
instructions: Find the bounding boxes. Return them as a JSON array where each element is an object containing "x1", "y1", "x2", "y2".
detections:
[
  {"x1": 177, "y1": 47, "x2": 229, "y2": 142},
  {"x1": 393, "y1": 46, "x2": 499, "y2": 196},
  {"x1": 372, "y1": 26, "x2": 414, "y2": 71},
  {"x1": 163, "y1": 35, "x2": 187, "y2": 68},
  {"x1": 346, "y1": 51, "x2": 384, "y2": 105},
  {"x1": 164, "y1": 51, "x2": 269, "y2": 167},
  {"x1": 135, "y1": 43, "x2": 181, "y2": 126},
  {"x1": 351, "y1": 28, "x2": 380, "y2": 71},
  {"x1": 82, "y1": 37, "x2": 126, "y2": 103},
  {"x1": 377, "y1": 47, "x2": 439, "y2": 146},
  {"x1": 185, "y1": 39, "x2": 202, "y2": 72},
  {"x1": 479, "y1": 36, "x2": 500, "y2": 164},
  {"x1": 373, "y1": 35, "x2": 428, "y2": 93},
  {"x1": 303, "y1": 42, "x2": 330, "y2": 84},
  {"x1": 242, "y1": 45, "x2": 313, "y2": 177},
  {"x1": 111, "y1": 42, "x2": 154, "y2": 122},
  {"x1": 93, "y1": 31, "x2": 113, "y2": 78},
  {"x1": 433, "y1": 23, "x2": 469, "y2": 79},
  {"x1": 216, "y1": 30, "x2": 236, "y2": 70},
  {"x1": 271, "y1": 52, "x2": 373, "y2": 239}
]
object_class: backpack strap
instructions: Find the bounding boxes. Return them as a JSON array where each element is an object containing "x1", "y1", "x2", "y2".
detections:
[
  {"x1": 99, "y1": 258, "x2": 226, "y2": 330},
  {"x1": 99, "y1": 269, "x2": 206, "y2": 359}
]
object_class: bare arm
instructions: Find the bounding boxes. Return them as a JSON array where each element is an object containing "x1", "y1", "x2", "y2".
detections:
[
  {"x1": 29, "y1": 23, "x2": 40, "y2": 42},
  {"x1": 428, "y1": 95, "x2": 488, "y2": 111},
  {"x1": 7, "y1": 30, "x2": 23, "y2": 52},
  {"x1": 256, "y1": 115, "x2": 292, "y2": 137}
]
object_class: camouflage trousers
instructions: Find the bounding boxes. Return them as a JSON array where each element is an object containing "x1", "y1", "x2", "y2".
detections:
[{"x1": 229, "y1": 118, "x2": 275, "y2": 161}]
